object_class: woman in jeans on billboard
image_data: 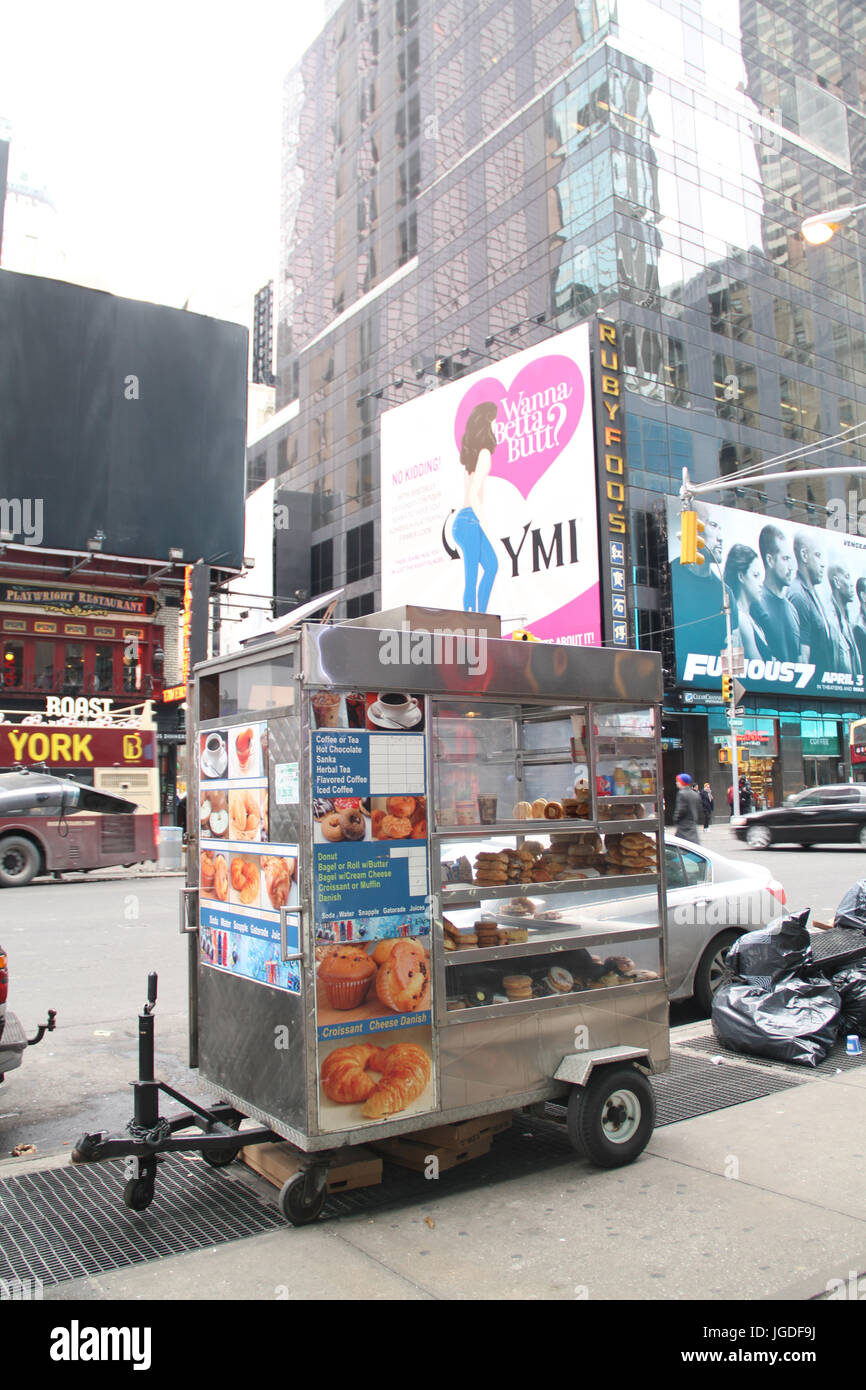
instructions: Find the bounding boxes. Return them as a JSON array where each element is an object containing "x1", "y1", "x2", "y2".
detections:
[
  {"x1": 451, "y1": 402, "x2": 499, "y2": 613},
  {"x1": 724, "y1": 543, "x2": 771, "y2": 662}
]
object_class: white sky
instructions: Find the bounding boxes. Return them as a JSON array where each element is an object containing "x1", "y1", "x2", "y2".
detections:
[{"x1": 0, "y1": 0, "x2": 327, "y2": 330}]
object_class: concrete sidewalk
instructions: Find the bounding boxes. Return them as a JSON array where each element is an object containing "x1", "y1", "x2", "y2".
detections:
[{"x1": 3, "y1": 1023, "x2": 864, "y2": 1303}]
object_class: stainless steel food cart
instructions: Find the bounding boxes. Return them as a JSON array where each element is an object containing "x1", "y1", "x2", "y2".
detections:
[{"x1": 75, "y1": 609, "x2": 670, "y2": 1225}]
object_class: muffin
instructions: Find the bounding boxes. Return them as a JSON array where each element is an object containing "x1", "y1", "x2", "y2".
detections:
[{"x1": 318, "y1": 946, "x2": 377, "y2": 1010}]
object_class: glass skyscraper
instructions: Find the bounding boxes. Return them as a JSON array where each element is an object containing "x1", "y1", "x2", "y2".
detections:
[{"x1": 264, "y1": 0, "x2": 866, "y2": 798}]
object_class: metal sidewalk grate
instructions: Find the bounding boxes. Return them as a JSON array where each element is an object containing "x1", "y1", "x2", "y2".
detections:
[
  {"x1": 0, "y1": 1155, "x2": 284, "y2": 1289},
  {"x1": 678, "y1": 1028, "x2": 866, "y2": 1076},
  {"x1": 649, "y1": 1050, "x2": 803, "y2": 1125},
  {"x1": 0, "y1": 1051, "x2": 819, "y2": 1278}
]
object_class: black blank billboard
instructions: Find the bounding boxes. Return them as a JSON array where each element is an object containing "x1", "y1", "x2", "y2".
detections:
[{"x1": 0, "y1": 270, "x2": 247, "y2": 568}]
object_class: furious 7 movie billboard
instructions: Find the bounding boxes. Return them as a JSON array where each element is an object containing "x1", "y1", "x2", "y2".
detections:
[{"x1": 667, "y1": 497, "x2": 866, "y2": 700}]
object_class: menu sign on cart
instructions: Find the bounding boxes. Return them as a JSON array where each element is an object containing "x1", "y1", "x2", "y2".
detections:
[
  {"x1": 198, "y1": 721, "x2": 301, "y2": 993},
  {"x1": 310, "y1": 689, "x2": 435, "y2": 1135}
]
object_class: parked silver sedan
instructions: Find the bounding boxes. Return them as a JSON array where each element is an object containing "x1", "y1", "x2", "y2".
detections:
[{"x1": 576, "y1": 834, "x2": 787, "y2": 1014}]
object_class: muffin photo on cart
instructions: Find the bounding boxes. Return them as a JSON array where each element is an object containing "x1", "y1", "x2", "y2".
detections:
[
  {"x1": 315, "y1": 929, "x2": 432, "y2": 1030},
  {"x1": 370, "y1": 794, "x2": 427, "y2": 841}
]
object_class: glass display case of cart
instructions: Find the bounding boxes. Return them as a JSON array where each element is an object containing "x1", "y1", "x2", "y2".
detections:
[
  {"x1": 430, "y1": 698, "x2": 663, "y2": 1021},
  {"x1": 592, "y1": 705, "x2": 658, "y2": 823}
]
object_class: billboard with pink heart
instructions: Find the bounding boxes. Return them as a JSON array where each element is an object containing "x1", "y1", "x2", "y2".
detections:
[{"x1": 380, "y1": 322, "x2": 601, "y2": 645}]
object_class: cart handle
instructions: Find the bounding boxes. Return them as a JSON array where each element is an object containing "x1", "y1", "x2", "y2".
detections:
[
  {"x1": 179, "y1": 887, "x2": 199, "y2": 936},
  {"x1": 279, "y1": 905, "x2": 305, "y2": 965}
]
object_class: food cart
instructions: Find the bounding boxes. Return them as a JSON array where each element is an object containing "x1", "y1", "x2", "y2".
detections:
[{"x1": 74, "y1": 609, "x2": 670, "y2": 1224}]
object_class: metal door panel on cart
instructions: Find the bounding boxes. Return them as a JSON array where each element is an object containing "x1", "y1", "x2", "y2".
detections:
[
  {"x1": 438, "y1": 989, "x2": 669, "y2": 1109},
  {"x1": 197, "y1": 711, "x2": 311, "y2": 1135}
]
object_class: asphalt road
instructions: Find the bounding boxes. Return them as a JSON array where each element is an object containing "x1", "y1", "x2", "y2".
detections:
[
  {"x1": 695, "y1": 821, "x2": 866, "y2": 922},
  {"x1": 1, "y1": 831, "x2": 862, "y2": 1159},
  {"x1": 0, "y1": 877, "x2": 203, "y2": 1159}
]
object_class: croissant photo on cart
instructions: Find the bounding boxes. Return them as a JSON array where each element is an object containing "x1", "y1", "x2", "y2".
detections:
[{"x1": 319, "y1": 1038, "x2": 433, "y2": 1121}]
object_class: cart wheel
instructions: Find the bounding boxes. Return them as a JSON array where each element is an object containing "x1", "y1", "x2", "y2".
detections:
[
  {"x1": 279, "y1": 1172, "x2": 327, "y2": 1226},
  {"x1": 122, "y1": 1177, "x2": 155, "y2": 1211},
  {"x1": 567, "y1": 1065, "x2": 656, "y2": 1169},
  {"x1": 201, "y1": 1144, "x2": 240, "y2": 1169}
]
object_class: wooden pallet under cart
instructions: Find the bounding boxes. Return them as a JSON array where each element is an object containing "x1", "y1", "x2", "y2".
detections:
[
  {"x1": 369, "y1": 1111, "x2": 514, "y2": 1173},
  {"x1": 241, "y1": 1143, "x2": 384, "y2": 1195},
  {"x1": 241, "y1": 1112, "x2": 515, "y2": 1192}
]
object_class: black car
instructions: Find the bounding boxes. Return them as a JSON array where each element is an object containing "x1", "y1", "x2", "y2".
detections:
[{"x1": 734, "y1": 784, "x2": 866, "y2": 849}]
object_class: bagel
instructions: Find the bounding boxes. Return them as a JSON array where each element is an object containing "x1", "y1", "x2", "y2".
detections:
[
  {"x1": 320, "y1": 811, "x2": 344, "y2": 842},
  {"x1": 339, "y1": 807, "x2": 366, "y2": 841}
]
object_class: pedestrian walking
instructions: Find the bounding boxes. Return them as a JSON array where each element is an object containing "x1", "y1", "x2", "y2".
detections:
[
  {"x1": 700, "y1": 781, "x2": 714, "y2": 830},
  {"x1": 738, "y1": 775, "x2": 753, "y2": 814},
  {"x1": 673, "y1": 773, "x2": 702, "y2": 844}
]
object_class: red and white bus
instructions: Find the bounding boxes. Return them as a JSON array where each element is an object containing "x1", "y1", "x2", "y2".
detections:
[{"x1": 0, "y1": 701, "x2": 159, "y2": 886}]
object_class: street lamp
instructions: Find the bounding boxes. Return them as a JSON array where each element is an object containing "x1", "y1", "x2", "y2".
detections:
[{"x1": 801, "y1": 202, "x2": 866, "y2": 245}]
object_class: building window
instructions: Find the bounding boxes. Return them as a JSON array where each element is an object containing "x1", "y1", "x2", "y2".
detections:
[
  {"x1": 1, "y1": 640, "x2": 23, "y2": 690},
  {"x1": 94, "y1": 644, "x2": 115, "y2": 693},
  {"x1": 34, "y1": 640, "x2": 55, "y2": 691},
  {"x1": 346, "y1": 593, "x2": 376, "y2": 618},
  {"x1": 346, "y1": 522, "x2": 374, "y2": 583},
  {"x1": 247, "y1": 454, "x2": 267, "y2": 494},
  {"x1": 397, "y1": 212, "x2": 417, "y2": 265},
  {"x1": 311, "y1": 539, "x2": 334, "y2": 597},
  {"x1": 64, "y1": 643, "x2": 85, "y2": 695}
]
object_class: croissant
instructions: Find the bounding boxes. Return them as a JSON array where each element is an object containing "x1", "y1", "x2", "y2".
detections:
[
  {"x1": 360, "y1": 1043, "x2": 431, "y2": 1119},
  {"x1": 375, "y1": 939, "x2": 430, "y2": 1013},
  {"x1": 320, "y1": 1044, "x2": 383, "y2": 1104}
]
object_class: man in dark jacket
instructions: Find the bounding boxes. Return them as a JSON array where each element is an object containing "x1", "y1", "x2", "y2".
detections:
[{"x1": 674, "y1": 773, "x2": 702, "y2": 844}]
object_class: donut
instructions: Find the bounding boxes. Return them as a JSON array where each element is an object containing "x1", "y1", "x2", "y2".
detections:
[
  {"x1": 339, "y1": 808, "x2": 366, "y2": 841},
  {"x1": 320, "y1": 812, "x2": 344, "y2": 842},
  {"x1": 543, "y1": 801, "x2": 563, "y2": 819}
]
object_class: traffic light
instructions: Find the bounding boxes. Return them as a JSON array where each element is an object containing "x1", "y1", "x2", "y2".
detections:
[
  {"x1": 512, "y1": 629, "x2": 539, "y2": 642},
  {"x1": 721, "y1": 674, "x2": 732, "y2": 703},
  {"x1": 680, "y1": 509, "x2": 705, "y2": 565}
]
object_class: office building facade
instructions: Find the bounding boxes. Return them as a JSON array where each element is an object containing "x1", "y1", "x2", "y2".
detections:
[{"x1": 271, "y1": 0, "x2": 866, "y2": 798}]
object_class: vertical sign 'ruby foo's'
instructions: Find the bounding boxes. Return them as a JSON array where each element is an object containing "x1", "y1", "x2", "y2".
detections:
[
  {"x1": 162, "y1": 565, "x2": 193, "y2": 704},
  {"x1": 593, "y1": 319, "x2": 631, "y2": 648}
]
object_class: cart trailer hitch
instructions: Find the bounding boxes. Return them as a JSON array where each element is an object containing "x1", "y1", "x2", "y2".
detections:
[{"x1": 71, "y1": 972, "x2": 278, "y2": 1211}]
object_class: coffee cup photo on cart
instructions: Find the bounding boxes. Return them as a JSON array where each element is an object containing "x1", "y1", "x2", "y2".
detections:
[
  {"x1": 311, "y1": 688, "x2": 426, "y2": 733},
  {"x1": 732, "y1": 783, "x2": 866, "y2": 849},
  {"x1": 72, "y1": 613, "x2": 688, "y2": 1225}
]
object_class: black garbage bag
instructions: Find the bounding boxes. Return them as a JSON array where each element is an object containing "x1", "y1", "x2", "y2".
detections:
[
  {"x1": 724, "y1": 908, "x2": 812, "y2": 986},
  {"x1": 711, "y1": 975, "x2": 841, "y2": 1067},
  {"x1": 831, "y1": 965, "x2": 866, "y2": 1035},
  {"x1": 834, "y1": 880, "x2": 866, "y2": 935}
]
